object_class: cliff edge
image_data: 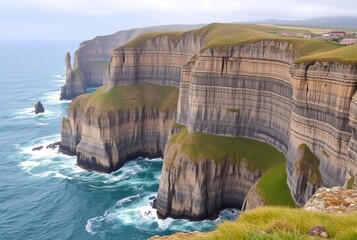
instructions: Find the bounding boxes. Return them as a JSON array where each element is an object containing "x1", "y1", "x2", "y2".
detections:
[{"x1": 61, "y1": 23, "x2": 357, "y2": 220}]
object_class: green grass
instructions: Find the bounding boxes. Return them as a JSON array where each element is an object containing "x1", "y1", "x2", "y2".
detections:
[
  {"x1": 117, "y1": 23, "x2": 357, "y2": 64},
  {"x1": 190, "y1": 207, "x2": 357, "y2": 240},
  {"x1": 168, "y1": 128, "x2": 285, "y2": 170},
  {"x1": 226, "y1": 108, "x2": 239, "y2": 113},
  {"x1": 69, "y1": 82, "x2": 179, "y2": 116},
  {"x1": 347, "y1": 176, "x2": 355, "y2": 189},
  {"x1": 257, "y1": 162, "x2": 296, "y2": 207},
  {"x1": 118, "y1": 31, "x2": 182, "y2": 49},
  {"x1": 295, "y1": 144, "x2": 321, "y2": 185},
  {"x1": 295, "y1": 44, "x2": 357, "y2": 64}
]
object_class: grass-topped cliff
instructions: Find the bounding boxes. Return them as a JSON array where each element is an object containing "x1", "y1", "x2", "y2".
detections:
[
  {"x1": 167, "y1": 128, "x2": 296, "y2": 207},
  {"x1": 69, "y1": 82, "x2": 179, "y2": 116},
  {"x1": 117, "y1": 23, "x2": 357, "y2": 64},
  {"x1": 168, "y1": 127, "x2": 285, "y2": 170}
]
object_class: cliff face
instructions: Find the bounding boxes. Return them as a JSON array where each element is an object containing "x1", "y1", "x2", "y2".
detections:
[
  {"x1": 156, "y1": 140, "x2": 262, "y2": 220},
  {"x1": 106, "y1": 33, "x2": 202, "y2": 88},
  {"x1": 59, "y1": 25, "x2": 203, "y2": 100},
  {"x1": 60, "y1": 83, "x2": 179, "y2": 172},
  {"x1": 61, "y1": 25, "x2": 357, "y2": 220},
  {"x1": 174, "y1": 40, "x2": 357, "y2": 208}
]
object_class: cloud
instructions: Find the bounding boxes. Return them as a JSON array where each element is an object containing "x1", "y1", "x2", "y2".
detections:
[{"x1": 0, "y1": 0, "x2": 356, "y2": 40}]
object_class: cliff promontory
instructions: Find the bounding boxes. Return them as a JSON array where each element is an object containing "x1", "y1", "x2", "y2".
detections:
[
  {"x1": 61, "y1": 83, "x2": 178, "y2": 172},
  {"x1": 59, "y1": 25, "x2": 203, "y2": 100},
  {"x1": 61, "y1": 23, "x2": 357, "y2": 221}
]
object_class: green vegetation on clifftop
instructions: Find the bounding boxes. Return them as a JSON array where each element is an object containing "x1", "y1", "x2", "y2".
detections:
[
  {"x1": 69, "y1": 83, "x2": 179, "y2": 115},
  {"x1": 257, "y1": 162, "x2": 296, "y2": 207},
  {"x1": 169, "y1": 128, "x2": 285, "y2": 171},
  {"x1": 119, "y1": 23, "x2": 357, "y2": 64}
]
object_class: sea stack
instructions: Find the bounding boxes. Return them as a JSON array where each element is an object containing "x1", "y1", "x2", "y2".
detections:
[{"x1": 34, "y1": 101, "x2": 44, "y2": 114}]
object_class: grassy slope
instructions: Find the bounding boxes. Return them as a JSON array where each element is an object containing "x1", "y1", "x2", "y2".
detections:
[
  {"x1": 257, "y1": 162, "x2": 296, "y2": 207},
  {"x1": 118, "y1": 22, "x2": 357, "y2": 64},
  {"x1": 169, "y1": 128, "x2": 285, "y2": 171},
  {"x1": 118, "y1": 31, "x2": 181, "y2": 49},
  {"x1": 69, "y1": 82, "x2": 179, "y2": 114},
  {"x1": 192, "y1": 207, "x2": 357, "y2": 240},
  {"x1": 295, "y1": 44, "x2": 357, "y2": 64}
]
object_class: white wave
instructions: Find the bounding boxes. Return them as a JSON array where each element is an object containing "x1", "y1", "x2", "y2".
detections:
[
  {"x1": 85, "y1": 219, "x2": 95, "y2": 235},
  {"x1": 17, "y1": 134, "x2": 83, "y2": 180},
  {"x1": 41, "y1": 91, "x2": 62, "y2": 105},
  {"x1": 20, "y1": 160, "x2": 40, "y2": 168},
  {"x1": 114, "y1": 194, "x2": 140, "y2": 208},
  {"x1": 51, "y1": 74, "x2": 66, "y2": 79},
  {"x1": 10, "y1": 107, "x2": 62, "y2": 121}
]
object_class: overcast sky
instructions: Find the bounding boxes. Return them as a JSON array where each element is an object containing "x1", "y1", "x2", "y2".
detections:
[{"x1": 0, "y1": 0, "x2": 356, "y2": 41}]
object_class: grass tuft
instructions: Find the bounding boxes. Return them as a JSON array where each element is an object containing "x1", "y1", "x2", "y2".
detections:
[{"x1": 190, "y1": 207, "x2": 357, "y2": 240}]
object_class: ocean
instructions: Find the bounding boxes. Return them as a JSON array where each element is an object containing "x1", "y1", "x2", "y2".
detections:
[{"x1": 0, "y1": 41, "x2": 238, "y2": 240}]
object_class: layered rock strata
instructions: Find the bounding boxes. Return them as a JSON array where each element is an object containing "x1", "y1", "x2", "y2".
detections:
[
  {"x1": 61, "y1": 26, "x2": 357, "y2": 219},
  {"x1": 106, "y1": 33, "x2": 202, "y2": 88},
  {"x1": 242, "y1": 181, "x2": 265, "y2": 210},
  {"x1": 60, "y1": 84, "x2": 178, "y2": 172},
  {"x1": 157, "y1": 150, "x2": 262, "y2": 220},
  {"x1": 59, "y1": 25, "x2": 203, "y2": 99},
  {"x1": 175, "y1": 40, "x2": 357, "y2": 208}
]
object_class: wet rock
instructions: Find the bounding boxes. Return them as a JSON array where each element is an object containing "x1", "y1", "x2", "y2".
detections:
[
  {"x1": 46, "y1": 141, "x2": 61, "y2": 150},
  {"x1": 32, "y1": 146, "x2": 43, "y2": 151},
  {"x1": 34, "y1": 101, "x2": 44, "y2": 114}
]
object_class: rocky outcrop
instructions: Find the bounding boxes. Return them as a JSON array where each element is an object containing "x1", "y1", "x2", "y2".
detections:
[
  {"x1": 304, "y1": 187, "x2": 357, "y2": 214},
  {"x1": 60, "y1": 52, "x2": 86, "y2": 100},
  {"x1": 34, "y1": 101, "x2": 44, "y2": 114},
  {"x1": 242, "y1": 181, "x2": 265, "y2": 210},
  {"x1": 175, "y1": 39, "x2": 357, "y2": 208},
  {"x1": 61, "y1": 106, "x2": 176, "y2": 172},
  {"x1": 60, "y1": 83, "x2": 178, "y2": 172},
  {"x1": 59, "y1": 25, "x2": 203, "y2": 100},
  {"x1": 61, "y1": 24, "x2": 357, "y2": 220},
  {"x1": 290, "y1": 144, "x2": 322, "y2": 206},
  {"x1": 156, "y1": 144, "x2": 262, "y2": 220},
  {"x1": 106, "y1": 33, "x2": 202, "y2": 88}
]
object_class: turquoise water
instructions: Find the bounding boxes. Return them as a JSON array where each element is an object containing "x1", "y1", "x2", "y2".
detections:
[{"x1": 0, "y1": 41, "x2": 238, "y2": 240}]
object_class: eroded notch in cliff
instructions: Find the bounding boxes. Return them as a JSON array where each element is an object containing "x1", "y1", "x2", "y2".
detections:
[
  {"x1": 221, "y1": 57, "x2": 228, "y2": 75},
  {"x1": 304, "y1": 62, "x2": 315, "y2": 111}
]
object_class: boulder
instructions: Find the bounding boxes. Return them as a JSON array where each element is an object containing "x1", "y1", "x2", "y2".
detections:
[
  {"x1": 34, "y1": 101, "x2": 44, "y2": 114},
  {"x1": 308, "y1": 226, "x2": 329, "y2": 238}
]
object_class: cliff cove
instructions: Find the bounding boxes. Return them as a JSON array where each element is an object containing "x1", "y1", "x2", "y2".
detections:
[{"x1": 58, "y1": 23, "x2": 357, "y2": 237}]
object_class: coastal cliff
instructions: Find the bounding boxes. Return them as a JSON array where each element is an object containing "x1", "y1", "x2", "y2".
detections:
[
  {"x1": 61, "y1": 23, "x2": 357, "y2": 220},
  {"x1": 59, "y1": 25, "x2": 203, "y2": 100},
  {"x1": 60, "y1": 83, "x2": 178, "y2": 172},
  {"x1": 156, "y1": 128, "x2": 286, "y2": 220}
]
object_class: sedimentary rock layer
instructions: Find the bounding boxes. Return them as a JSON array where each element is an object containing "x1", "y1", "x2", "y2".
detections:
[
  {"x1": 107, "y1": 33, "x2": 202, "y2": 88},
  {"x1": 59, "y1": 25, "x2": 203, "y2": 99},
  {"x1": 60, "y1": 83, "x2": 178, "y2": 172},
  {"x1": 157, "y1": 149, "x2": 261, "y2": 220},
  {"x1": 61, "y1": 25, "x2": 357, "y2": 219}
]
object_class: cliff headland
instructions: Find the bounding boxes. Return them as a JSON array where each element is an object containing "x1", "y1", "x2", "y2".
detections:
[{"x1": 60, "y1": 23, "x2": 357, "y2": 220}]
